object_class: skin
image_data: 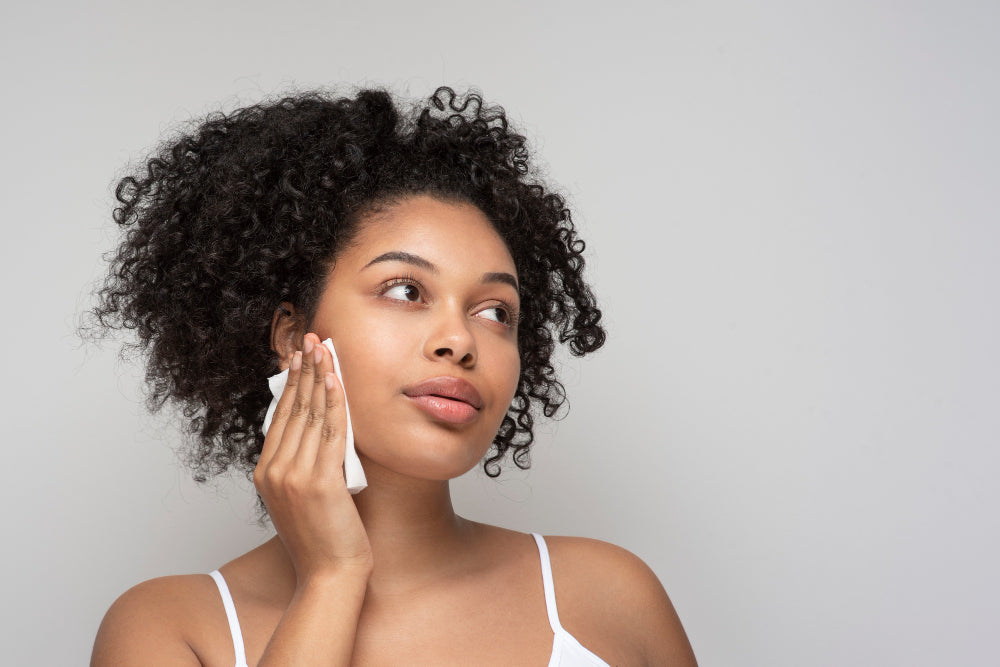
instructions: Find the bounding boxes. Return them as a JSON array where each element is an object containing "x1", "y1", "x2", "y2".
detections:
[{"x1": 91, "y1": 194, "x2": 698, "y2": 666}]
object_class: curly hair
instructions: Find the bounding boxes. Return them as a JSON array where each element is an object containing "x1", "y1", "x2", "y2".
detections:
[{"x1": 81, "y1": 86, "x2": 605, "y2": 513}]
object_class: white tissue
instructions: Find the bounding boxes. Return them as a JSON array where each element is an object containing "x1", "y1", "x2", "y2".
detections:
[{"x1": 261, "y1": 338, "x2": 367, "y2": 494}]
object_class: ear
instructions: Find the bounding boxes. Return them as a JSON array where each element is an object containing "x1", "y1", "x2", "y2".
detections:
[{"x1": 270, "y1": 301, "x2": 305, "y2": 371}]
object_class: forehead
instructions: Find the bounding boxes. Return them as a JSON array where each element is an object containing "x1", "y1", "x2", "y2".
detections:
[{"x1": 343, "y1": 195, "x2": 517, "y2": 275}]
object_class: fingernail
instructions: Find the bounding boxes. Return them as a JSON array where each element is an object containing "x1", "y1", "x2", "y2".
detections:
[
  {"x1": 291, "y1": 351, "x2": 302, "y2": 370},
  {"x1": 325, "y1": 373, "x2": 335, "y2": 389},
  {"x1": 304, "y1": 337, "x2": 315, "y2": 354},
  {"x1": 314, "y1": 345, "x2": 323, "y2": 364}
]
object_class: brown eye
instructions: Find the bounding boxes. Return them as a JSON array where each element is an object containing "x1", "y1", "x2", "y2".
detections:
[
  {"x1": 383, "y1": 283, "x2": 421, "y2": 302},
  {"x1": 476, "y1": 305, "x2": 513, "y2": 327}
]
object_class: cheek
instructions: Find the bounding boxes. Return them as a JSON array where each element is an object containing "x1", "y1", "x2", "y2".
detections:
[
  {"x1": 325, "y1": 306, "x2": 520, "y2": 463},
  {"x1": 332, "y1": 327, "x2": 410, "y2": 460},
  {"x1": 502, "y1": 350, "x2": 521, "y2": 401},
  {"x1": 332, "y1": 318, "x2": 414, "y2": 399},
  {"x1": 485, "y1": 343, "x2": 521, "y2": 415}
]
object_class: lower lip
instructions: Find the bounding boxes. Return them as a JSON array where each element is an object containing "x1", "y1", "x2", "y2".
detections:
[{"x1": 406, "y1": 395, "x2": 479, "y2": 424}]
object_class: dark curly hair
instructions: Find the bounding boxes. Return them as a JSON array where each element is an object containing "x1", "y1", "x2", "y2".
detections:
[{"x1": 81, "y1": 86, "x2": 605, "y2": 514}]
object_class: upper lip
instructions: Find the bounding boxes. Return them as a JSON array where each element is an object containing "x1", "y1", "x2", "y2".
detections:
[{"x1": 402, "y1": 376, "x2": 484, "y2": 410}]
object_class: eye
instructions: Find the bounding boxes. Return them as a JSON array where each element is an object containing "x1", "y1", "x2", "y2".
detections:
[
  {"x1": 475, "y1": 303, "x2": 516, "y2": 328},
  {"x1": 382, "y1": 282, "x2": 422, "y2": 303}
]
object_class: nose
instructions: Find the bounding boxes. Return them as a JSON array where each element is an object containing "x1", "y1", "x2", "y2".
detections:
[{"x1": 424, "y1": 304, "x2": 477, "y2": 368}]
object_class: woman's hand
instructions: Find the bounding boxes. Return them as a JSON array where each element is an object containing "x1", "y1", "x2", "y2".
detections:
[{"x1": 254, "y1": 332, "x2": 373, "y2": 582}]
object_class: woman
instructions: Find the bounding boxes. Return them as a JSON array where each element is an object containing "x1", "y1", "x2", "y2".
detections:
[{"x1": 88, "y1": 86, "x2": 697, "y2": 665}]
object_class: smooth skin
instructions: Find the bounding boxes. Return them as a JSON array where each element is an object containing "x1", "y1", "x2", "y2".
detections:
[{"x1": 91, "y1": 195, "x2": 698, "y2": 666}]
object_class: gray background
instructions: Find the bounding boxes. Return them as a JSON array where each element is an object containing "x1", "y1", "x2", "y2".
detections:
[{"x1": 2, "y1": 1, "x2": 997, "y2": 665}]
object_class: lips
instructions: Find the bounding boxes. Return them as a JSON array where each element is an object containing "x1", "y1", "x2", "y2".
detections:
[
  {"x1": 402, "y1": 377, "x2": 483, "y2": 409},
  {"x1": 402, "y1": 377, "x2": 484, "y2": 424}
]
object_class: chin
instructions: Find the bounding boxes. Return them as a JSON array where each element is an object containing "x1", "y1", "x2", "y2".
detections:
[
  {"x1": 409, "y1": 456, "x2": 483, "y2": 481},
  {"x1": 356, "y1": 427, "x2": 493, "y2": 481}
]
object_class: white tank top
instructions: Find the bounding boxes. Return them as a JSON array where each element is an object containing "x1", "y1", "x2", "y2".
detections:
[{"x1": 209, "y1": 532, "x2": 609, "y2": 666}]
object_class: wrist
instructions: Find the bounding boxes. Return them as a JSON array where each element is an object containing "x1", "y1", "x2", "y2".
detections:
[{"x1": 297, "y1": 558, "x2": 373, "y2": 590}]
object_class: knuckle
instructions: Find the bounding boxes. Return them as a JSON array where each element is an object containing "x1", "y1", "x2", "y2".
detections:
[
  {"x1": 288, "y1": 400, "x2": 307, "y2": 419},
  {"x1": 263, "y1": 465, "x2": 284, "y2": 485},
  {"x1": 280, "y1": 473, "x2": 309, "y2": 498},
  {"x1": 272, "y1": 403, "x2": 290, "y2": 423},
  {"x1": 305, "y1": 407, "x2": 324, "y2": 428},
  {"x1": 325, "y1": 385, "x2": 342, "y2": 406},
  {"x1": 320, "y1": 422, "x2": 338, "y2": 442}
]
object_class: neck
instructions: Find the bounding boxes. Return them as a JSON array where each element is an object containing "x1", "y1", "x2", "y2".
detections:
[
  {"x1": 353, "y1": 456, "x2": 474, "y2": 592},
  {"x1": 262, "y1": 453, "x2": 477, "y2": 600}
]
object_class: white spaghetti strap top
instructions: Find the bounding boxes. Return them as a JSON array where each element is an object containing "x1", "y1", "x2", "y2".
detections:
[
  {"x1": 209, "y1": 535, "x2": 609, "y2": 666},
  {"x1": 530, "y1": 533, "x2": 611, "y2": 666},
  {"x1": 208, "y1": 570, "x2": 249, "y2": 667}
]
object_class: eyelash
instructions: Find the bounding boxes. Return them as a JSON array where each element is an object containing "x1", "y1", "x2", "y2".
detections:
[{"x1": 376, "y1": 274, "x2": 519, "y2": 329}]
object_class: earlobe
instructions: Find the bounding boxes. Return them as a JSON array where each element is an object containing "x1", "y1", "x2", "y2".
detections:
[{"x1": 270, "y1": 302, "x2": 305, "y2": 370}]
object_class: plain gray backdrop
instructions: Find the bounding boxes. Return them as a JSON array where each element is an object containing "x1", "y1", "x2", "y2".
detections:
[{"x1": 1, "y1": 1, "x2": 997, "y2": 665}]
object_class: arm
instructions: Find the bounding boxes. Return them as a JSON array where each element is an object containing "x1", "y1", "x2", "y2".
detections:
[
  {"x1": 257, "y1": 566, "x2": 370, "y2": 665},
  {"x1": 254, "y1": 333, "x2": 373, "y2": 665},
  {"x1": 90, "y1": 567, "x2": 372, "y2": 666}
]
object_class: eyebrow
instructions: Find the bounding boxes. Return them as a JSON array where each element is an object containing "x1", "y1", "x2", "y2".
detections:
[{"x1": 363, "y1": 251, "x2": 519, "y2": 291}]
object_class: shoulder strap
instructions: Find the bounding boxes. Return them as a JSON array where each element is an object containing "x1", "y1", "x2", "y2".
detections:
[
  {"x1": 208, "y1": 570, "x2": 249, "y2": 667},
  {"x1": 531, "y1": 532, "x2": 564, "y2": 634}
]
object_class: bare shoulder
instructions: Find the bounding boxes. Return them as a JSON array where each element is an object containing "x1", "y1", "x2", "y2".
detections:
[
  {"x1": 91, "y1": 574, "x2": 224, "y2": 666},
  {"x1": 544, "y1": 535, "x2": 698, "y2": 667}
]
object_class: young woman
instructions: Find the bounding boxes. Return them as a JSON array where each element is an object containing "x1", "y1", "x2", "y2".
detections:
[{"x1": 88, "y1": 86, "x2": 697, "y2": 666}]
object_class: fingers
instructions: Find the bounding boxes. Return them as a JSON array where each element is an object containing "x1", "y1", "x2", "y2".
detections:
[
  {"x1": 257, "y1": 349, "x2": 302, "y2": 467},
  {"x1": 315, "y1": 369, "x2": 348, "y2": 477},
  {"x1": 249, "y1": 333, "x2": 369, "y2": 578},
  {"x1": 255, "y1": 333, "x2": 347, "y2": 486},
  {"x1": 271, "y1": 333, "x2": 324, "y2": 470},
  {"x1": 294, "y1": 338, "x2": 337, "y2": 469}
]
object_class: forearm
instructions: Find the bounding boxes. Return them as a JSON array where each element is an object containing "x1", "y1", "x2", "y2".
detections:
[{"x1": 257, "y1": 566, "x2": 371, "y2": 666}]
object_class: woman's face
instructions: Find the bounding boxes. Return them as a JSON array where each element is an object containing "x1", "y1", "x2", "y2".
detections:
[{"x1": 310, "y1": 194, "x2": 521, "y2": 481}]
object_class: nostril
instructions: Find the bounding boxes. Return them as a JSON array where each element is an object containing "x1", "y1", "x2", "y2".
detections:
[{"x1": 433, "y1": 347, "x2": 475, "y2": 365}]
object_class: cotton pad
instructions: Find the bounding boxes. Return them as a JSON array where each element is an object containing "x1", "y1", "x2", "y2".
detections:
[{"x1": 261, "y1": 338, "x2": 367, "y2": 494}]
